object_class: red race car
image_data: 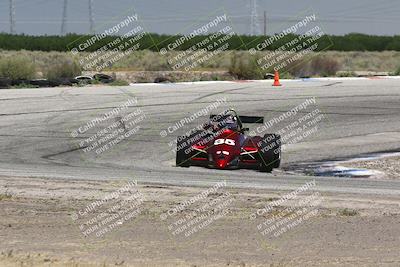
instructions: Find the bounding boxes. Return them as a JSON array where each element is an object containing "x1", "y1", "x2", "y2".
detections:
[{"x1": 176, "y1": 109, "x2": 281, "y2": 172}]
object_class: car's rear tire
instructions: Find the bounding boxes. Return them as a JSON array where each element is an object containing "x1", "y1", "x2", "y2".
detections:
[
  {"x1": 273, "y1": 134, "x2": 281, "y2": 168},
  {"x1": 259, "y1": 133, "x2": 280, "y2": 172}
]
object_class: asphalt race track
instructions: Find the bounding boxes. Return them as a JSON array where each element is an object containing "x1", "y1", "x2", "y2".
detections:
[{"x1": 1, "y1": 78, "x2": 400, "y2": 195}]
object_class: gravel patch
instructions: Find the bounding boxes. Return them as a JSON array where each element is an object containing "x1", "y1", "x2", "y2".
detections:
[{"x1": 342, "y1": 156, "x2": 400, "y2": 179}]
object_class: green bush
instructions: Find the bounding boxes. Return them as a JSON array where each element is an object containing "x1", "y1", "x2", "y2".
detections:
[
  {"x1": 0, "y1": 56, "x2": 36, "y2": 80},
  {"x1": 0, "y1": 191, "x2": 12, "y2": 201},
  {"x1": 109, "y1": 80, "x2": 129, "y2": 86},
  {"x1": 287, "y1": 61, "x2": 311, "y2": 78},
  {"x1": 394, "y1": 65, "x2": 400, "y2": 76},
  {"x1": 284, "y1": 56, "x2": 340, "y2": 78},
  {"x1": 45, "y1": 58, "x2": 81, "y2": 80},
  {"x1": 310, "y1": 56, "x2": 339, "y2": 76},
  {"x1": 338, "y1": 208, "x2": 359, "y2": 216},
  {"x1": 229, "y1": 54, "x2": 264, "y2": 80},
  {"x1": 337, "y1": 71, "x2": 357, "y2": 77},
  {"x1": 11, "y1": 83, "x2": 38, "y2": 89}
]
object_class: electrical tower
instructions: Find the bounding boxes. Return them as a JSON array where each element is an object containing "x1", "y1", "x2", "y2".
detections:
[
  {"x1": 61, "y1": 0, "x2": 68, "y2": 35},
  {"x1": 250, "y1": 0, "x2": 261, "y2": 36},
  {"x1": 89, "y1": 0, "x2": 95, "y2": 34},
  {"x1": 9, "y1": 0, "x2": 16, "y2": 34}
]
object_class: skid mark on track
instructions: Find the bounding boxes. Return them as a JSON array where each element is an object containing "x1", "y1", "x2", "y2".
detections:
[
  {"x1": 42, "y1": 146, "x2": 87, "y2": 160},
  {"x1": 190, "y1": 86, "x2": 254, "y2": 102},
  {"x1": 323, "y1": 82, "x2": 343, "y2": 87}
]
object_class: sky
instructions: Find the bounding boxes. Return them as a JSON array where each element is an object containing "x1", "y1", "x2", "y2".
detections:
[{"x1": 0, "y1": 0, "x2": 399, "y2": 36}]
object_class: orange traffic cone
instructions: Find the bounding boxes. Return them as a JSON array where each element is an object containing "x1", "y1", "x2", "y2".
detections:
[{"x1": 272, "y1": 70, "x2": 281, "y2": 86}]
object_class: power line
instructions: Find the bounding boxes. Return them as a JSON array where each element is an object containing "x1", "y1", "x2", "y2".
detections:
[
  {"x1": 263, "y1": 10, "x2": 267, "y2": 35},
  {"x1": 9, "y1": 0, "x2": 16, "y2": 34},
  {"x1": 250, "y1": 0, "x2": 261, "y2": 35},
  {"x1": 88, "y1": 0, "x2": 95, "y2": 34},
  {"x1": 61, "y1": 0, "x2": 68, "y2": 35}
]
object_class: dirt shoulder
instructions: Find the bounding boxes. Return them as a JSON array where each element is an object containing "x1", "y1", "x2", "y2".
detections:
[{"x1": 0, "y1": 176, "x2": 399, "y2": 267}]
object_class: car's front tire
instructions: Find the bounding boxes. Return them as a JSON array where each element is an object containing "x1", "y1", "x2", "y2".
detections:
[
  {"x1": 176, "y1": 135, "x2": 191, "y2": 167},
  {"x1": 259, "y1": 133, "x2": 280, "y2": 172},
  {"x1": 273, "y1": 134, "x2": 281, "y2": 168}
]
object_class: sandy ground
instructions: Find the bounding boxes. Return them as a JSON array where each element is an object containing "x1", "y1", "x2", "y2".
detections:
[
  {"x1": 342, "y1": 156, "x2": 400, "y2": 179},
  {"x1": 0, "y1": 176, "x2": 399, "y2": 267}
]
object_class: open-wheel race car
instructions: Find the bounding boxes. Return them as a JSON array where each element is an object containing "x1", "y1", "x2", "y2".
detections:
[{"x1": 176, "y1": 109, "x2": 281, "y2": 172}]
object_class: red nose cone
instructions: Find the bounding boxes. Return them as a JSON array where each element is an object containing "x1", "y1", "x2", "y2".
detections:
[{"x1": 216, "y1": 159, "x2": 228, "y2": 169}]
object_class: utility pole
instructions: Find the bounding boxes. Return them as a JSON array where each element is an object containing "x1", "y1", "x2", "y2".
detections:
[
  {"x1": 61, "y1": 0, "x2": 68, "y2": 35},
  {"x1": 89, "y1": 0, "x2": 95, "y2": 34},
  {"x1": 250, "y1": 0, "x2": 260, "y2": 35},
  {"x1": 9, "y1": 0, "x2": 16, "y2": 34},
  {"x1": 263, "y1": 11, "x2": 267, "y2": 35}
]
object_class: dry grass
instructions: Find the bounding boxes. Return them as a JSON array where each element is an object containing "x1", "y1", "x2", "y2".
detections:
[
  {"x1": 338, "y1": 208, "x2": 359, "y2": 216},
  {"x1": 44, "y1": 58, "x2": 81, "y2": 80},
  {"x1": 107, "y1": 50, "x2": 400, "y2": 74},
  {"x1": 0, "y1": 192, "x2": 12, "y2": 201},
  {"x1": 0, "y1": 55, "x2": 36, "y2": 80},
  {"x1": 394, "y1": 65, "x2": 400, "y2": 75},
  {"x1": 229, "y1": 53, "x2": 264, "y2": 79},
  {"x1": 327, "y1": 51, "x2": 400, "y2": 72},
  {"x1": 0, "y1": 49, "x2": 399, "y2": 80}
]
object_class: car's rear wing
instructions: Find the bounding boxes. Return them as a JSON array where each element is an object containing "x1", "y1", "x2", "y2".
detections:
[
  {"x1": 238, "y1": 115, "x2": 264, "y2": 124},
  {"x1": 209, "y1": 114, "x2": 264, "y2": 124}
]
